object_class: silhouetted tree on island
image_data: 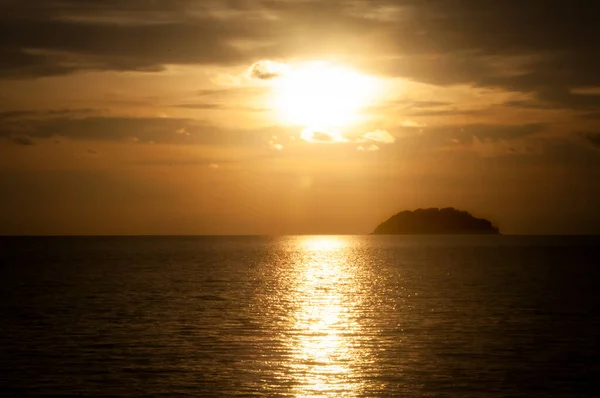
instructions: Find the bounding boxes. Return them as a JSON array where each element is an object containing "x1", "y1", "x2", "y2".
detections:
[{"x1": 373, "y1": 208, "x2": 500, "y2": 235}]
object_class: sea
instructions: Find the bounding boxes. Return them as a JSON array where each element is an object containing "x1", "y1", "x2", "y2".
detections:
[{"x1": 1, "y1": 235, "x2": 599, "y2": 397}]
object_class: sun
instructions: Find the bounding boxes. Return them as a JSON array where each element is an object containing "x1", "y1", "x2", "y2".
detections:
[{"x1": 271, "y1": 61, "x2": 378, "y2": 129}]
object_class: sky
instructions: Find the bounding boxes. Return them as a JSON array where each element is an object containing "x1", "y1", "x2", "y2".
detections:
[{"x1": 1, "y1": 0, "x2": 600, "y2": 235}]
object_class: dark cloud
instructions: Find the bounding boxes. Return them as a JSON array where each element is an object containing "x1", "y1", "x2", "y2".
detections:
[
  {"x1": 581, "y1": 132, "x2": 600, "y2": 150},
  {"x1": 369, "y1": 1, "x2": 599, "y2": 113},
  {"x1": 0, "y1": 0, "x2": 274, "y2": 78},
  {"x1": 377, "y1": 99, "x2": 454, "y2": 110},
  {"x1": 406, "y1": 108, "x2": 487, "y2": 118},
  {"x1": 504, "y1": 91, "x2": 600, "y2": 111},
  {"x1": 0, "y1": 113, "x2": 202, "y2": 143},
  {"x1": 447, "y1": 124, "x2": 545, "y2": 144},
  {"x1": 502, "y1": 100, "x2": 555, "y2": 110},
  {"x1": 0, "y1": 108, "x2": 97, "y2": 119},
  {"x1": 537, "y1": 88, "x2": 600, "y2": 110},
  {"x1": 0, "y1": 112, "x2": 290, "y2": 147},
  {"x1": 396, "y1": 123, "x2": 545, "y2": 149},
  {"x1": 486, "y1": 77, "x2": 600, "y2": 111},
  {"x1": 196, "y1": 87, "x2": 263, "y2": 98},
  {"x1": 173, "y1": 103, "x2": 268, "y2": 112},
  {"x1": 582, "y1": 113, "x2": 600, "y2": 120},
  {"x1": 87, "y1": 148, "x2": 99, "y2": 155},
  {"x1": 370, "y1": 53, "x2": 493, "y2": 86},
  {"x1": 407, "y1": 101, "x2": 454, "y2": 109},
  {"x1": 409, "y1": 1, "x2": 598, "y2": 54},
  {"x1": 173, "y1": 103, "x2": 224, "y2": 110},
  {"x1": 11, "y1": 135, "x2": 35, "y2": 146}
]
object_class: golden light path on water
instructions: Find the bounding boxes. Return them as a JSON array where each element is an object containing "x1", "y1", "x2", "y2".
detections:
[{"x1": 287, "y1": 236, "x2": 367, "y2": 397}]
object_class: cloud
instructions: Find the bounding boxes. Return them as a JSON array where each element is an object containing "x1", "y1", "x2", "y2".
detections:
[
  {"x1": 382, "y1": 100, "x2": 453, "y2": 110},
  {"x1": 363, "y1": 1, "x2": 599, "y2": 115},
  {"x1": 11, "y1": 135, "x2": 35, "y2": 146},
  {"x1": 362, "y1": 129, "x2": 395, "y2": 143},
  {"x1": 449, "y1": 124, "x2": 544, "y2": 144},
  {"x1": 493, "y1": 83, "x2": 600, "y2": 111},
  {"x1": 173, "y1": 103, "x2": 223, "y2": 110},
  {"x1": 0, "y1": 112, "x2": 296, "y2": 147},
  {"x1": 406, "y1": 109, "x2": 486, "y2": 118},
  {"x1": 311, "y1": 132, "x2": 333, "y2": 142},
  {"x1": 0, "y1": 108, "x2": 98, "y2": 120},
  {"x1": 87, "y1": 148, "x2": 99, "y2": 155},
  {"x1": 248, "y1": 60, "x2": 289, "y2": 80},
  {"x1": 297, "y1": 127, "x2": 396, "y2": 148},
  {"x1": 0, "y1": 1, "x2": 277, "y2": 78},
  {"x1": 297, "y1": 127, "x2": 396, "y2": 146},
  {"x1": 175, "y1": 127, "x2": 190, "y2": 136},
  {"x1": 400, "y1": 120, "x2": 426, "y2": 128},
  {"x1": 394, "y1": 123, "x2": 546, "y2": 156},
  {"x1": 357, "y1": 144, "x2": 379, "y2": 152},
  {"x1": 581, "y1": 132, "x2": 600, "y2": 150},
  {"x1": 409, "y1": 101, "x2": 453, "y2": 108},
  {"x1": 300, "y1": 127, "x2": 347, "y2": 143},
  {"x1": 269, "y1": 140, "x2": 283, "y2": 150},
  {"x1": 208, "y1": 163, "x2": 219, "y2": 169},
  {"x1": 0, "y1": 110, "x2": 546, "y2": 156}
]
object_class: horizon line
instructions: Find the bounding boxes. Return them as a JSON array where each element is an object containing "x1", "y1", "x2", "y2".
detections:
[{"x1": 2, "y1": 233, "x2": 599, "y2": 238}]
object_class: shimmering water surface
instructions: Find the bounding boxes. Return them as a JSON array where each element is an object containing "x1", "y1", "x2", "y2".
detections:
[{"x1": 1, "y1": 235, "x2": 599, "y2": 397}]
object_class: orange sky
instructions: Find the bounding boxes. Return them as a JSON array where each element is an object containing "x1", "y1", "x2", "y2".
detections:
[{"x1": 1, "y1": 0, "x2": 600, "y2": 235}]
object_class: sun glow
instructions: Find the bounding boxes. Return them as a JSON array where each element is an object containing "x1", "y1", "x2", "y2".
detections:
[{"x1": 272, "y1": 62, "x2": 378, "y2": 129}]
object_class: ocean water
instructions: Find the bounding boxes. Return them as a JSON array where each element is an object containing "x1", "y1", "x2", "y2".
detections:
[{"x1": 1, "y1": 235, "x2": 599, "y2": 397}]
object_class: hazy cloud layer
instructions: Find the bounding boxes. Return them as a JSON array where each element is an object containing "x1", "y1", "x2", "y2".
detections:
[
  {"x1": 0, "y1": 109, "x2": 548, "y2": 157},
  {"x1": 0, "y1": 113, "x2": 286, "y2": 147},
  {"x1": 390, "y1": 123, "x2": 547, "y2": 155}
]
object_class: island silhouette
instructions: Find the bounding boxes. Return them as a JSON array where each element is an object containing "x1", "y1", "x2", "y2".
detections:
[{"x1": 373, "y1": 207, "x2": 500, "y2": 235}]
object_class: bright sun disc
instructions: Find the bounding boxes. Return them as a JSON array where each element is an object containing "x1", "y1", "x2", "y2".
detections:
[{"x1": 273, "y1": 62, "x2": 377, "y2": 128}]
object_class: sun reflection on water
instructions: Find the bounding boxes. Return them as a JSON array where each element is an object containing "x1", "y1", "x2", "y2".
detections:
[
  {"x1": 289, "y1": 236, "x2": 361, "y2": 397},
  {"x1": 302, "y1": 236, "x2": 347, "y2": 252}
]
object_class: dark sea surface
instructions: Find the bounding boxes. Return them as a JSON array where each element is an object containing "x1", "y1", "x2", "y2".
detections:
[{"x1": 1, "y1": 235, "x2": 599, "y2": 397}]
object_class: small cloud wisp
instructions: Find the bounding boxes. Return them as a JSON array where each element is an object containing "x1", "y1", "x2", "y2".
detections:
[{"x1": 248, "y1": 60, "x2": 290, "y2": 80}]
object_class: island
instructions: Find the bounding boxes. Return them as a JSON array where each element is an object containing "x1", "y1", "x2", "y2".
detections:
[{"x1": 372, "y1": 207, "x2": 500, "y2": 235}]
